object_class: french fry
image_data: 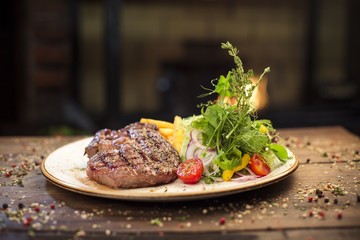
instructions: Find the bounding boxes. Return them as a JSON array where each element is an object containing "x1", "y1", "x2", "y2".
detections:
[
  {"x1": 140, "y1": 118, "x2": 174, "y2": 129},
  {"x1": 173, "y1": 115, "x2": 182, "y2": 127},
  {"x1": 158, "y1": 128, "x2": 174, "y2": 140},
  {"x1": 139, "y1": 117, "x2": 184, "y2": 153},
  {"x1": 172, "y1": 116, "x2": 185, "y2": 153}
]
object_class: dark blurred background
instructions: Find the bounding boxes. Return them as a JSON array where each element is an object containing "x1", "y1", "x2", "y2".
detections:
[{"x1": 1, "y1": 0, "x2": 359, "y2": 136}]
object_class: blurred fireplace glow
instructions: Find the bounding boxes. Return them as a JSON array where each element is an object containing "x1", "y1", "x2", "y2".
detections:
[
  {"x1": 251, "y1": 76, "x2": 268, "y2": 111},
  {"x1": 217, "y1": 75, "x2": 269, "y2": 111}
]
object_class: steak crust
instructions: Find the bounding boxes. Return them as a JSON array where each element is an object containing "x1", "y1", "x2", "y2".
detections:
[{"x1": 84, "y1": 123, "x2": 180, "y2": 189}]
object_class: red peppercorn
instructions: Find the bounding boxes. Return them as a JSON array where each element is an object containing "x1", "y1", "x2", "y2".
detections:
[
  {"x1": 308, "y1": 196, "x2": 313, "y2": 202},
  {"x1": 50, "y1": 203, "x2": 55, "y2": 210},
  {"x1": 337, "y1": 212, "x2": 342, "y2": 220},
  {"x1": 219, "y1": 217, "x2": 226, "y2": 225},
  {"x1": 23, "y1": 217, "x2": 33, "y2": 227},
  {"x1": 308, "y1": 210, "x2": 313, "y2": 217},
  {"x1": 34, "y1": 206, "x2": 40, "y2": 212},
  {"x1": 318, "y1": 211, "x2": 325, "y2": 218}
]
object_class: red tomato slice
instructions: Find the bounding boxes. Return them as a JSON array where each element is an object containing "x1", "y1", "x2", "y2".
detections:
[
  {"x1": 249, "y1": 153, "x2": 270, "y2": 176},
  {"x1": 176, "y1": 158, "x2": 204, "y2": 184}
]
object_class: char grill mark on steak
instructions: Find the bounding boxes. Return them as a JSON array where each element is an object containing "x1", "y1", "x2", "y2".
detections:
[
  {"x1": 84, "y1": 122, "x2": 180, "y2": 189},
  {"x1": 128, "y1": 127, "x2": 177, "y2": 163},
  {"x1": 85, "y1": 123, "x2": 158, "y2": 158}
]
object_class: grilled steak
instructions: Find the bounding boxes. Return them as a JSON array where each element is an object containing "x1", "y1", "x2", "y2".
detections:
[{"x1": 84, "y1": 123, "x2": 180, "y2": 189}]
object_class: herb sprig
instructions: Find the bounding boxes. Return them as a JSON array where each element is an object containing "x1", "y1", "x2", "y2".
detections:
[{"x1": 193, "y1": 41, "x2": 285, "y2": 172}]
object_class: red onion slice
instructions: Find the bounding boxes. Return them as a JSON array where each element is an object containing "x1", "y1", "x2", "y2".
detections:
[{"x1": 185, "y1": 130, "x2": 217, "y2": 167}]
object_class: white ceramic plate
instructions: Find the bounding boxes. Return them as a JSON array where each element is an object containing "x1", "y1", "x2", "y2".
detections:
[{"x1": 41, "y1": 137, "x2": 299, "y2": 202}]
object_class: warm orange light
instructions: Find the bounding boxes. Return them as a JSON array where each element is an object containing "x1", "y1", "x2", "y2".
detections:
[
  {"x1": 251, "y1": 76, "x2": 268, "y2": 110},
  {"x1": 217, "y1": 76, "x2": 269, "y2": 111}
]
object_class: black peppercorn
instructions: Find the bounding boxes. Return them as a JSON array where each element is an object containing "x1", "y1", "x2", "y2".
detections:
[
  {"x1": 316, "y1": 189, "x2": 324, "y2": 198},
  {"x1": 2, "y1": 203, "x2": 9, "y2": 210}
]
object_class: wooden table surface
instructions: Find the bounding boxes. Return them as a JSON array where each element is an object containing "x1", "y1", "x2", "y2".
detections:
[{"x1": 1, "y1": 126, "x2": 359, "y2": 239}]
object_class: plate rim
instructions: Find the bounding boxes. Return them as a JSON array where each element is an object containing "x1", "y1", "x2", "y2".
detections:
[{"x1": 41, "y1": 137, "x2": 299, "y2": 202}]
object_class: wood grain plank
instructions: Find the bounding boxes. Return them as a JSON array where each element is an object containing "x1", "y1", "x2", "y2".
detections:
[
  {"x1": 1, "y1": 161, "x2": 359, "y2": 232},
  {"x1": 280, "y1": 126, "x2": 360, "y2": 164},
  {"x1": 1, "y1": 126, "x2": 359, "y2": 239}
]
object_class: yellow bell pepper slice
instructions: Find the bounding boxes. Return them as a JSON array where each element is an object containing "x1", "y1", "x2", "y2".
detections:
[
  {"x1": 221, "y1": 153, "x2": 251, "y2": 181},
  {"x1": 233, "y1": 154, "x2": 251, "y2": 172},
  {"x1": 222, "y1": 169, "x2": 234, "y2": 181},
  {"x1": 259, "y1": 124, "x2": 268, "y2": 134}
]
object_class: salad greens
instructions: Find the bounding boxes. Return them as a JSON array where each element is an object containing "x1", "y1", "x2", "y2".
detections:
[{"x1": 191, "y1": 41, "x2": 289, "y2": 174}]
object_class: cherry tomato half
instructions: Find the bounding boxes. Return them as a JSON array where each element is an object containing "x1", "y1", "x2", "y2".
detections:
[
  {"x1": 249, "y1": 153, "x2": 270, "y2": 176},
  {"x1": 176, "y1": 158, "x2": 204, "y2": 184}
]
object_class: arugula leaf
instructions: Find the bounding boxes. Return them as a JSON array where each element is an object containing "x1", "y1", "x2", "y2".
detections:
[
  {"x1": 192, "y1": 105, "x2": 224, "y2": 148},
  {"x1": 235, "y1": 128, "x2": 268, "y2": 154},
  {"x1": 215, "y1": 72, "x2": 232, "y2": 97},
  {"x1": 269, "y1": 143, "x2": 289, "y2": 162},
  {"x1": 214, "y1": 149, "x2": 241, "y2": 170},
  {"x1": 204, "y1": 105, "x2": 222, "y2": 129}
]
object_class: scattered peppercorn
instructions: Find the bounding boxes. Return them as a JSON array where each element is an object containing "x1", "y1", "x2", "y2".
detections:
[
  {"x1": 308, "y1": 210, "x2": 313, "y2": 217},
  {"x1": 308, "y1": 196, "x2": 313, "y2": 203},
  {"x1": 316, "y1": 189, "x2": 324, "y2": 198},
  {"x1": 18, "y1": 203, "x2": 24, "y2": 209},
  {"x1": 337, "y1": 212, "x2": 342, "y2": 220},
  {"x1": 219, "y1": 217, "x2": 226, "y2": 225},
  {"x1": 334, "y1": 199, "x2": 338, "y2": 204},
  {"x1": 324, "y1": 197, "x2": 329, "y2": 203},
  {"x1": 34, "y1": 206, "x2": 40, "y2": 212},
  {"x1": 23, "y1": 217, "x2": 33, "y2": 227},
  {"x1": 306, "y1": 158, "x2": 311, "y2": 163},
  {"x1": 2, "y1": 203, "x2": 9, "y2": 210},
  {"x1": 357, "y1": 195, "x2": 360, "y2": 202}
]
